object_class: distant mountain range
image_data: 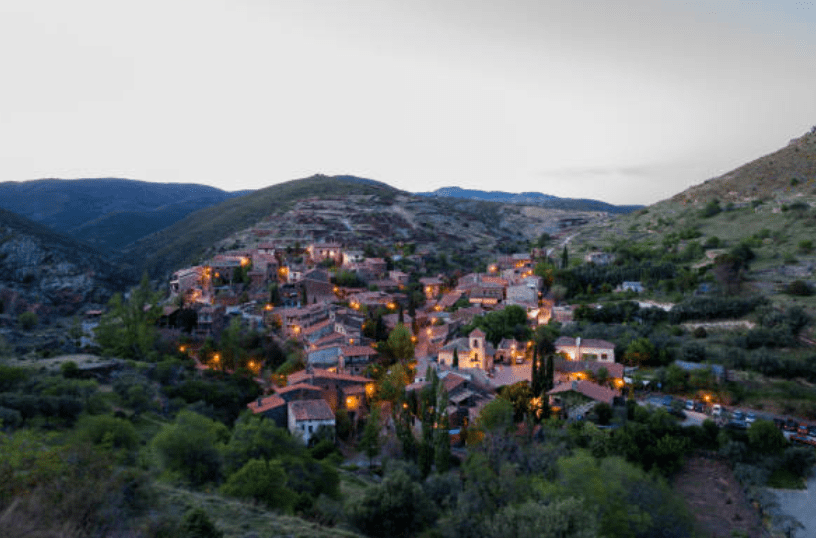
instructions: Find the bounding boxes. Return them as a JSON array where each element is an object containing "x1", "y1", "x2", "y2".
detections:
[
  {"x1": 416, "y1": 186, "x2": 642, "y2": 214},
  {"x1": 0, "y1": 178, "x2": 248, "y2": 251}
]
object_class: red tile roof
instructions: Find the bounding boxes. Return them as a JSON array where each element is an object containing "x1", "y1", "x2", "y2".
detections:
[
  {"x1": 247, "y1": 394, "x2": 286, "y2": 414},
  {"x1": 289, "y1": 399, "x2": 335, "y2": 421},
  {"x1": 548, "y1": 380, "x2": 618, "y2": 404},
  {"x1": 275, "y1": 383, "x2": 324, "y2": 395},
  {"x1": 342, "y1": 346, "x2": 378, "y2": 357},
  {"x1": 288, "y1": 368, "x2": 371, "y2": 386}
]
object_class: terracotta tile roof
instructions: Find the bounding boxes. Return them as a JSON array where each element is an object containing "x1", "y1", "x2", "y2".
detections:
[
  {"x1": 302, "y1": 318, "x2": 333, "y2": 335},
  {"x1": 469, "y1": 328, "x2": 486, "y2": 338},
  {"x1": 288, "y1": 367, "x2": 371, "y2": 386},
  {"x1": 343, "y1": 384, "x2": 366, "y2": 395},
  {"x1": 548, "y1": 380, "x2": 618, "y2": 404},
  {"x1": 247, "y1": 394, "x2": 286, "y2": 414},
  {"x1": 288, "y1": 399, "x2": 335, "y2": 421},
  {"x1": 442, "y1": 373, "x2": 467, "y2": 393},
  {"x1": 313, "y1": 332, "x2": 347, "y2": 347},
  {"x1": 342, "y1": 346, "x2": 378, "y2": 357},
  {"x1": 555, "y1": 336, "x2": 615, "y2": 349},
  {"x1": 437, "y1": 291, "x2": 464, "y2": 308},
  {"x1": 275, "y1": 383, "x2": 324, "y2": 394},
  {"x1": 556, "y1": 360, "x2": 624, "y2": 378}
]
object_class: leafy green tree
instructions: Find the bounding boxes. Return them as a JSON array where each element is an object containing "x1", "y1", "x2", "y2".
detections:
[
  {"x1": 151, "y1": 410, "x2": 229, "y2": 486},
  {"x1": 747, "y1": 419, "x2": 787, "y2": 455},
  {"x1": 220, "y1": 459, "x2": 294, "y2": 512},
  {"x1": 477, "y1": 398, "x2": 514, "y2": 434},
  {"x1": 95, "y1": 273, "x2": 161, "y2": 360},
  {"x1": 452, "y1": 347, "x2": 459, "y2": 369},
  {"x1": 361, "y1": 406, "x2": 381, "y2": 469},
  {"x1": 499, "y1": 382, "x2": 533, "y2": 423},
  {"x1": 74, "y1": 414, "x2": 139, "y2": 451},
  {"x1": 482, "y1": 497, "x2": 596, "y2": 538},
  {"x1": 386, "y1": 323, "x2": 415, "y2": 362},
  {"x1": 222, "y1": 414, "x2": 303, "y2": 474},
  {"x1": 18, "y1": 311, "x2": 38, "y2": 330},
  {"x1": 180, "y1": 507, "x2": 223, "y2": 538},
  {"x1": 347, "y1": 469, "x2": 436, "y2": 538},
  {"x1": 624, "y1": 337, "x2": 656, "y2": 367}
]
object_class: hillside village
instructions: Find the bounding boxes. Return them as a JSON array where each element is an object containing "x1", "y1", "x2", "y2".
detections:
[
  {"x1": 164, "y1": 237, "x2": 635, "y2": 439},
  {"x1": 3, "y1": 138, "x2": 816, "y2": 537}
]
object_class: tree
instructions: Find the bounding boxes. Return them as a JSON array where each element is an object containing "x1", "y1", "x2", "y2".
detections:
[
  {"x1": 95, "y1": 273, "x2": 160, "y2": 360},
  {"x1": 361, "y1": 406, "x2": 381, "y2": 469},
  {"x1": 347, "y1": 469, "x2": 436, "y2": 538},
  {"x1": 482, "y1": 498, "x2": 596, "y2": 538},
  {"x1": 624, "y1": 337, "x2": 656, "y2": 367},
  {"x1": 477, "y1": 398, "x2": 514, "y2": 434},
  {"x1": 452, "y1": 348, "x2": 459, "y2": 369},
  {"x1": 386, "y1": 323, "x2": 415, "y2": 362},
  {"x1": 18, "y1": 311, "x2": 38, "y2": 331},
  {"x1": 561, "y1": 245, "x2": 569, "y2": 269},
  {"x1": 747, "y1": 419, "x2": 787, "y2": 455},
  {"x1": 151, "y1": 410, "x2": 229, "y2": 486},
  {"x1": 220, "y1": 459, "x2": 295, "y2": 512},
  {"x1": 180, "y1": 508, "x2": 223, "y2": 538},
  {"x1": 222, "y1": 414, "x2": 303, "y2": 475}
]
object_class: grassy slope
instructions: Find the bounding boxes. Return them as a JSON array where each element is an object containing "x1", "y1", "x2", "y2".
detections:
[
  {"x1": 154, "y1": 480, "x2": 363, "y2": 538},
  {"x1": 123, "y1": 175, "x2": 400, "y2": 278},
  {"x1": 570, "y1": 129, "x2": 816, "y2": 316}
]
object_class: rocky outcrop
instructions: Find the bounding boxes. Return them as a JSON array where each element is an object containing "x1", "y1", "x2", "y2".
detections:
[{"x1": 0, "y1": 209, "x2": 131, "y2": 317}]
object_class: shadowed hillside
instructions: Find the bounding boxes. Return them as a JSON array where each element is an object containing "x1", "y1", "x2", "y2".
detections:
[{"x1": 0, "y1": 178, "x2": 247, "y2": 251}]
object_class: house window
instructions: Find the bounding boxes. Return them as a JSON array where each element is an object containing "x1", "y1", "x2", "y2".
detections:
[
  {"x1": 308, "y1": 425, "x2": 313, "y2": 433},
  {"x1": 601, "y1": 354, "x2": 608, "y2": 360}
]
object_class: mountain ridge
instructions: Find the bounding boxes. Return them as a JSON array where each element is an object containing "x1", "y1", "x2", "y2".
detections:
[{"x1": 417, "y1": 186, "x2": 642, "y2": 214}]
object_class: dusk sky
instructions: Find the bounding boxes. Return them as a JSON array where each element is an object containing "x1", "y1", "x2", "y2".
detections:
[{"x1": 2, "y1": 0, "x2": 815, "y2": 205}]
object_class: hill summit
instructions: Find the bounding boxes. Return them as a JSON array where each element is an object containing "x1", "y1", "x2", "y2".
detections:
[{"x1": 672, "y1": 126, "x2": 816, "y2": 204}]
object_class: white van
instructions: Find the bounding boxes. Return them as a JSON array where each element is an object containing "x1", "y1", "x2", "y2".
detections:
[{"x1": 712, "y1": 404, "x2": 722, "y2": 417}]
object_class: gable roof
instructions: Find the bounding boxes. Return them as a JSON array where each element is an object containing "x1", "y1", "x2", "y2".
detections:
[
  {"x1": 548, "y1": 380, "x2": 618, "y2": 404},
  {"x1": 288, "y1": 399, "x2": 335, "y2": 422},
  {"x1": 275, "y1": 383, "x2": 324, "y2": 395},
  {"x1": 469, "y1": 328, "x2": 486, "y2": 338},
  {"x1": 288, "y1": 367, "x2": 371, "y2": 386},
  {"x1": 555, "y1": 336, "x2": 615, "y2": 350},
  {"x1": 556, "y1": 360, "x2": 624, "y2": 378},
  {"x1": 247, "y1": 394, "x2": 286, "y2": 414}
]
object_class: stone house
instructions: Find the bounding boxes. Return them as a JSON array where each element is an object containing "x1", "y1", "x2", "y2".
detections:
[
  {"x1": 288, "y1": 399, "x2": 335, "y2": 446},
  {"x1": 555, "y1": 336, "x2": 615, "y2": 362}
]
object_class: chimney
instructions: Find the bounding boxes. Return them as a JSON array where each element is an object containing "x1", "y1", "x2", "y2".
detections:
[{"x1": 257, "y1": 397, "x2": 263, "y2": 406}]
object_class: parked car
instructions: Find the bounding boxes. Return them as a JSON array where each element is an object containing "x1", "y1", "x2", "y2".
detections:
[
  {"x1": 774, "y1": 418, "x2": 786, "y2": 429},
  {"x1": 685, "y1": 400, "x2": 694, "y2": 410},
  {"x1": 797, "y1": 424, "x2": 809, "y2": 437},
  {"x1": 712, "y1": 404, "x2": 723, "y2": 417},
  {"x1": 785, "y1": 418, "x2": 798, "y2": 432},
  {"x1": 662, "y1": 395, "x2": 673, "y2": 408},
  {"x1": 746, "y1": 412, "x2": 756, "y2": 425},
  {"x1": 732, "y1": 410, "x2": 745, "y2": 421},
  {"x1": 808, "y1": 425, "x2": 816, "y2": 438},
  {"x1": 694, "y1": 401, "x2": 705, "y2": 413}
]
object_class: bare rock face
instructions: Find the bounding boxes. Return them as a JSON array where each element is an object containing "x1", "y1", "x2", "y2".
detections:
[{"x1": 0, "y1": 215, "x2": 130, "y2": 317}]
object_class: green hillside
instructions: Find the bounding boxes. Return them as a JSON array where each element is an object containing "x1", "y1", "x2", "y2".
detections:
[{"x1": 124, "y1": 175, "x2": 400, "y2": 278}]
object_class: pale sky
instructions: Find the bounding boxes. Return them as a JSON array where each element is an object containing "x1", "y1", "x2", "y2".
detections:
[{"x1": 1, "y1": 0, "x2": 815, "y2": 205}]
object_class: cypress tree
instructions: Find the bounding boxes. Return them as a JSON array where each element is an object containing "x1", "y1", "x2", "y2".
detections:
[
  {"x1": 544, "y1": 353, "x2": 554, "y2": 392},
  {"x1": 531, "y1": 345, "x2": 540, "y2": 395},
  {"x1": 452, "y1": 348, "x2": 459, "y2": 369}
]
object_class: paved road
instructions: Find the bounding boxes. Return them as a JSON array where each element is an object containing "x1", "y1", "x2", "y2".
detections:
[{"x1": 771, "y1": 472, "x2": 816, "y2": 538}]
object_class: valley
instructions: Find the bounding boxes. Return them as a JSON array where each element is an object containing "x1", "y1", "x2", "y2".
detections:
[{"x1": 1, "y1": 130, "x2": 816, "y2": 538}]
